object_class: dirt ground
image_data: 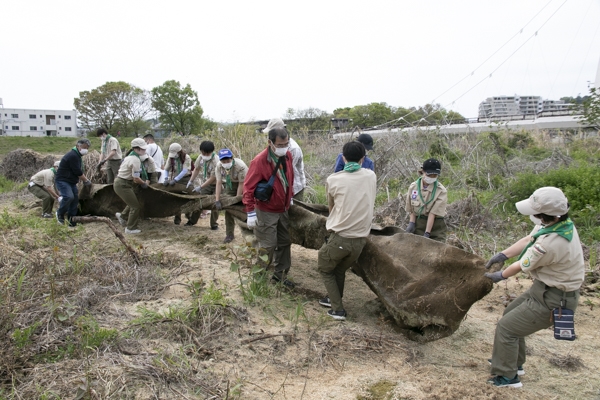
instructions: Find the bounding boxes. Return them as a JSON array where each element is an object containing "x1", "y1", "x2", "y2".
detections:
[{"x1": 4, "y1": 190, "x2": 600, "y2": 399}]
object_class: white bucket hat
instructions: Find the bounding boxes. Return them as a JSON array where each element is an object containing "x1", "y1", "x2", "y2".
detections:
[
  {"x1": 515, "y1": 187, "x2": 569, "y2": 216},
  {"x1": 168, "y1": 143, "x2": 182, "y2": 158}
]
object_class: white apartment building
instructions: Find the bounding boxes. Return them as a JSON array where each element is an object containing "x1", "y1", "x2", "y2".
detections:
[
  {"x1": 478, "y1": 95, "x2": 572, "y2": 119},
  {"x1": 1, "y1": 108, "x2": 78, "y2": 137}
]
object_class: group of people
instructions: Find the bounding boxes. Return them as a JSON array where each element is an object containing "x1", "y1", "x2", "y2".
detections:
[{"x1": 28, "y1": 120, "x2": 585, "y2": 390}]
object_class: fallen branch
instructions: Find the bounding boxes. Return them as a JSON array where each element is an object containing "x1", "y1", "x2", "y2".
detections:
[
  {"x1": 71, "y1": 216, "x2": 140, "y2": 263},
  {"x1": 241, "y1": 333, "x2": 293, "y2": 344}
]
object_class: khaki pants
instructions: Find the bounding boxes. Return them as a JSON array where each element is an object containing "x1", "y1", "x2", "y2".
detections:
[
  {"x1": 113, "y1": 177, "x2": 141, "y2": 230},
  {"x1": 254, "y1": 208, "x2": 291, "y2": 280},
  {"x1": 221, "y1": 183, "x2": 239, "y2": 236},
  {"x1": 28, "y1": 184, "x2": 54, "y2": 215},
  {"x1": 491, "y1": 279, "x2": 579, "y2": 378},
  {"x1": 414, "y1": 217, "x2": 446, "y2": 242},
  {"x1": 105, "y1": 159, "x2": 122, "y2": 184},
  {"x1": 317, "y1": 233, "x2": 366, "y2": 312}
]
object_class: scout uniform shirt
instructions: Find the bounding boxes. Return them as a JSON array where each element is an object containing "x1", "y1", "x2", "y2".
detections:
[
  {"x1": 165, "y1": 154, "x2": 192, "y2": 180},
  {"x1": 101, "y1": 135, "x2": 123, "y2": 160},
  {"x1": 194, "y1": 154, "x2": 219, "y2": 183},
  {"x1": 117, "y1": 156, "x2": 142, "y2": 180},
  {"x1": 215, "y1": 158, "x2": 248, "y2": 187},
  {"x1": 405, "y1": 178, "x2": 448, "y2": 218},
  {"x1": 519, "y1": 224, "x2": 585, "y2": 292},
  {"x1": 30, "y1": 168, "x2": 56, "y2": 188}
]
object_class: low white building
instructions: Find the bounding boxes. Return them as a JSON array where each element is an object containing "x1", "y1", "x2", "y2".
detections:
[{"x1": 1, "y1": 108, "x2": 78, "y2": 137}]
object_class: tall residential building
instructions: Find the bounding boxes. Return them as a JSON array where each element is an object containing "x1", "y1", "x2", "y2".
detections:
[
  {"x1": 1, "y1": 108, "x2": 78, "y2": 137},
  {"x1": 478, "y1": 95, "x2": 572, "y2": 119}
]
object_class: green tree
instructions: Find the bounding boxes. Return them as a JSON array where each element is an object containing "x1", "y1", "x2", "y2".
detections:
[
  {"x1": 348, "y1": 102, "x2": 393, "y2": 128},
  {"x1": 580, "y1": 87, "x2": 600, "y2": 128},
  {"x1": 151, "y1": 80, "x2": 212, "y2": 135},
  {"x1": 74, "y1": 81, "x2": 152, "y2": 136},
  {"x1": 284, "y1": 107, "x2": 331, "y2": 133}
]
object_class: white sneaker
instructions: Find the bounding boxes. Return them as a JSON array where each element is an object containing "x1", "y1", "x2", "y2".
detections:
[
  {"x1": 125, "y1": 228, "x2": 141, "y2": 234},
  {"x1": 115, "y1": 213, "x2": 126, "y2": 226}
]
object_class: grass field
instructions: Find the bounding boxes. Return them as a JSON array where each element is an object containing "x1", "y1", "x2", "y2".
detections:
[{"x1": 0, "y1": 136, "x2": 103, "y2": 156}]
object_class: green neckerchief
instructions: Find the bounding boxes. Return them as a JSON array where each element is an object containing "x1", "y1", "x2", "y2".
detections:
[
  {"x1": 343, "y1": 162, "x2": 361, "y2": 172},
  {"x1": 203, "y1": 153, "x2": 214, "y2": 180},
  {"x1": 72, "y1": 146, "x2": 84, "y2": 173},
  {"x1": 102, "y1": 134, "x2": 112, "y2": 155},
  {"x1": 268, "y1": 148, "x2": 289, "y2": 188},
  {"x1": 224, "y1": 158, "x2": 236, "y2": 190},
  {"x1": 416, "y1": 177, "x2": 438, "y2": 218},
  {"x1": 128, "y1": 151, "x2": 148, "y2": 181},
  {"x1": 50, "y1": 167, "x2": 56, "y2": 175},
  {"x1": 518, "y1": 218, "x2": 575, "y2": 260}
]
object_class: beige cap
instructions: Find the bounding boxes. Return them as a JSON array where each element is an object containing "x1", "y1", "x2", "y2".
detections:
[
  {"x1": 515, "y1": 187, "x2": 569, "y2": 216},
  {"x1": 263, "y1": 118, "x2": 286, "y2": 133},
  {"x1": 131, "y1": 138, "x2": 148, "y2": 149},
  {"x1": 168, "y1": 143, "x2": 182, "y2": 158},
  {"x1": 53, "y1": 161, "x2": 60, "y2": 168}
]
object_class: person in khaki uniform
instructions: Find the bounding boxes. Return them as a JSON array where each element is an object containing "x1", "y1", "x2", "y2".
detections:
[
  {"x1": 115, "y1": 153, "x2": 157, "y2": 227},
  {"x1": 162, "y1": 143, "x2": 193, "y2": 225},
  {"x1": 317, "y1": 141, "x2": 376, "y2": 320},
  {"x1": 213, "y1": 148, "x2": 248, "y2": 243},
  {"x1": 113, "y1": 138, "x2": 150, "y2": 234},
  {"x1": 483, "y1": 187, "x2": 584, "y2": 388},
  {"x1": 405, "y1": 158, "x2": 447, "y2": 242},
  {"x1": 187, "y1": 141, "x2": 219, "y2": 228},
  {"x1": 29, "y1": 160, "x2": 61, "y2": 218},
  {"x1": 97, "y1": 128, "x2": 123, "y2": 184}
]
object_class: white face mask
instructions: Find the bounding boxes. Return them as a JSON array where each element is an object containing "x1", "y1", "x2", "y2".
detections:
[
  {"x1": 221, "y1": 162, "x2": 233, "y2": 170},
  {"x1": 139, "y1": 154, "x2": 148, "y2": 161},
  {"x1": 273, "y1": 147, "x2": 288, "y2": 157},
  {"x1": 201, "y1": 155, "x2": 212, "y2": 161},
  {"x1": 423, "y1": 176, "x2": 437, "y2": 184},
  {"x1": 79, "y1": 148, "x2": 88, "y2": 155},
  {"x1": 530, "y1": 215, "x2": 543, "y2": 225}
]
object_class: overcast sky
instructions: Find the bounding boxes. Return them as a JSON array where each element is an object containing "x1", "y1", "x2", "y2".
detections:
[{"x1": 2, "y1": 0, "x2": 599, "y2": 123}]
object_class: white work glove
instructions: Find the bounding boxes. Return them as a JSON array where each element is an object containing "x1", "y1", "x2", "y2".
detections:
[
  {"x1": 186, "y1": 181, "x2": 192, "y2": 189},
  {"x1": 247, "y1": 211, "x2": 257, "y2": 228},
  {"x1": 290, "y1": 198, "x2": 294, "y2": 206},
  {"x1": 57, "y1": 196, "x2": 63, "y2": 203}
]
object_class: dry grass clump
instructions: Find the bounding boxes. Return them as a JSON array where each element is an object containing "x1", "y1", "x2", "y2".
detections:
[
  {"x1": 0, "y1": 149, "x2": 56, "y2": 181},
  {"x1": 548, "y1": 353, "x2": 585, "y2": 371}
]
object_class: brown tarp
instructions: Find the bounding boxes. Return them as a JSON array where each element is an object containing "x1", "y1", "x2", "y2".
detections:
[{"x1": 79, "y1": 184, "x2": 492, "y2": 342}]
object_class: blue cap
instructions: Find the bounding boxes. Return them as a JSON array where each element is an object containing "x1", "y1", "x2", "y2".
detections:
[{"x1": 218, "y1": 148, "x2": 233, "y2": 159}]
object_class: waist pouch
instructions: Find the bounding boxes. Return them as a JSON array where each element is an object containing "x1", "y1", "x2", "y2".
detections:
[
  {"x1": 553, "y1": 307, "x2": 576, "y2": 341},
  {"x1": 254, "y1": 176, "x2": 275, "y2": 202}
]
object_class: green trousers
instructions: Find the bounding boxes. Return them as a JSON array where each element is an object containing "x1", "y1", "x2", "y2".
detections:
[
  {"x1": 221, "y1": 183, "x2": 239, "y2": 236},
  {"x1": 491, "y1": 279, "x2": 579, "y2": 378},
  {"x1": 28, "y1": 184, "x2": 54, "y2": 215},
  {"x1": 254, "y1": 208, "x2": 291, "y2": 281},
  {"x1": 317, "y1": 233, "x2": 367, "y2": 312},
  {"x1": 113, "y1": 177, "x2": 141, "y2": 230},
  {"x1": 414, "y1": 217, "x2": 446, "y2": 242},
  {"x1": 106, "y1": 159, "x2": 122, "y2": 184}
]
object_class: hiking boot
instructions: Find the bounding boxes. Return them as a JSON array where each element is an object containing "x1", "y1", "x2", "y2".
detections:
[
  {"x1": 486, "y1": 375, "x2": 522, "y2": 388},
  {"x1": 115, "y1": 212, "x2": 126, "y2": 226},
  {"x1": 210, "y1": 224, "x2": 219, "y2": 230},
  {"x1": 223, "y1": 235, "x2": 234, "y2": 243},
  {"x1": 184, "y1": 221, "x2": 196, "y2": 226},
  {"x1": 319, "y1": 297, "x2": 331, "y2": 308},
  {"x1": 271, "y1": 276, "x2": 295, "y2": 288},
  {"x1": 56, "y1": 211, "x2": 65, "y2": 225},
  {"x1": 125, "y1": 228, "x2": 141, "y2": 234},
  {"x1": 67, "y1": 217, "x2": 77, "y2": 227},
  {"x1": 327, "y1": 309, "x2": 347, "y2": 321},
  {"x1": 42, "y1": 213, "x2": 53, "y2": 218},
  {"x1": 488, "y1": 359, "x2": 524, "y2": 376}
]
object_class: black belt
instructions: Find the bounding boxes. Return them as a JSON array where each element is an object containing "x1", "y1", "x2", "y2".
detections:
[{"x1": 544, "y1": 284, "x2": 577, "y2": 297}]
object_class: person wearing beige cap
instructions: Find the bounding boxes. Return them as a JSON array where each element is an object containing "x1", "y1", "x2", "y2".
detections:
[
  {"x1": 483, "y1": 186, "x2": 584, "y2": 388},
  {"x1": 163, "y1": 143, "x2": 193, "y2": 225},
  {"x1": 28, "y1": 160, "x2": 62, "y2": 218},
  {"x1": 113, "y1": 138, "x2": 150, "y2": 234}
]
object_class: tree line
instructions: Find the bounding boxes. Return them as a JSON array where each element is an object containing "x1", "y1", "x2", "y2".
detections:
[{"x1": 74, "y1": 80, "x2": 216, "y2": 137}]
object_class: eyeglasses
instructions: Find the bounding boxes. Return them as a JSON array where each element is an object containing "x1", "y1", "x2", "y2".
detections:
[{"x1": 271, "y1": 141, "x2": 289, "y2": 149}]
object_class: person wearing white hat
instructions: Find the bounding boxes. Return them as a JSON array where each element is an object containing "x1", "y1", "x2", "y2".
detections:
[
  {"x1": 483, "y1": 186, "x2": 584, "y2": 388},
  {"x1": 113, "y1": 138, "x2": 150, "y2": 234},
  {"x1": 28, "y1": 160, "x2": 62, "y2": 218}
]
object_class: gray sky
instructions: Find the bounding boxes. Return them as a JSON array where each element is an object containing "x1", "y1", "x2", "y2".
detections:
[{"x1": 2, "y1": 0, "x2": 599, "y2": 123}]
